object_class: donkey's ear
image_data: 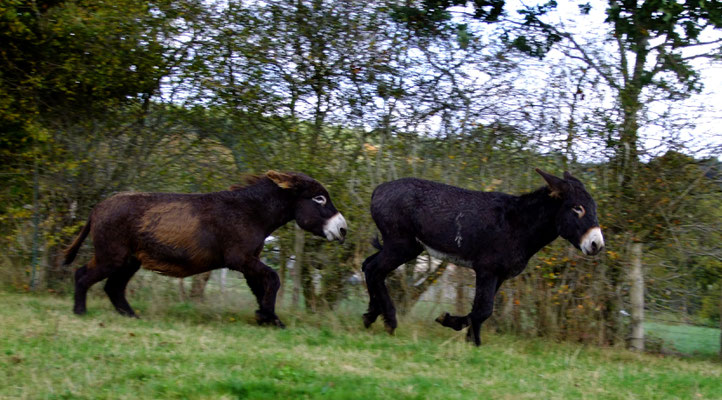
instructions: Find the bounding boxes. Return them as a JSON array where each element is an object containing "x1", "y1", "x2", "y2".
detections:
[
  {"x1": 536, "y1": 168, "x2": 568, "y2": 198},
  {"x1": 563, "y1": 171, "x2": 582, "y2": 182},
  {"x1": 266, "y1": 170, "x2": 303, "y2": 189}
]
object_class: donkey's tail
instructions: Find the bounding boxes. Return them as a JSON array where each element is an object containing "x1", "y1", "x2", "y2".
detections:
[
  {"x1": 362, "y1": 235, "x2": 383, "y2": 273},
  {"x1": 63, "y1": 216, "x2": 92, "y2": 266},
  {"x1": 371, "y1": 235, "x2": 383, "y2": 251}
]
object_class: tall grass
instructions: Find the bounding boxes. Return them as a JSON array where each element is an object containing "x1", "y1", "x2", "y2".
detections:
[{"x1": 1, "y1": 282, "x2": 721, "y2": 399}]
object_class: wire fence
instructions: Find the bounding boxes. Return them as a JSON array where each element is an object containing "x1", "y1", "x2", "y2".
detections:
[
  {"x1": 122, "y1": 267, "x2": 721, "y2": 357},
  {"x1": 644, "y1": 316, "x2": 720, "y2": 357}
]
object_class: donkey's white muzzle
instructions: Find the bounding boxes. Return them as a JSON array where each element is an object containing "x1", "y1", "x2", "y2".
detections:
[
  {"x1": 323, "y1": 213, "x2": 347, "y2": 243},
  {"x1": 580, "y1": 227, "x2": 604, "y2": 256}
]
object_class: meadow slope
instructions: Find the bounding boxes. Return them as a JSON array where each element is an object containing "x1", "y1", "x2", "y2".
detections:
[{"x1": 1, "y1": 290, "x2": 721, "y2": 400}]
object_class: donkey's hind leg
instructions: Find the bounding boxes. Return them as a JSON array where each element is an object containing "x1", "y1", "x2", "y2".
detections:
[
  {"x1": 73, "y1": 256, "x2": 117, "y2": 315},
  {"x1": 361, "y1": 252, "x2": 382, "y2": 328},
  {"x1": 103, "y1": 257, "x2": 141, "y2": 317},
  {"x1": 364, "y1": 240, "x2": 422, "y2": 334}
]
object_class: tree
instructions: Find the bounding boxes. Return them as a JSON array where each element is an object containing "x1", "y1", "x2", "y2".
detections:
[
  {"x1": 491, "y1": 0, "x2": 722, "y2": 346},
  {"x1": 0, "y1": 0, "x2": 209, "y2": 288}
]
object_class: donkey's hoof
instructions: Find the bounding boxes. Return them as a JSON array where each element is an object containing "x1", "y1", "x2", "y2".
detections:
[
  {"x1": 382, "y1": 315, "x2": 397, "y2": 335},
  {"x1": 118, "y1": 310, "x2": 139, "y2": 319},
  {"x1": 362, "y1": 312, "x2": 377, "y2": 328},
  {"x1": 435, "y1": 312, "x2": 450, "y2": 325},
  {"x1": 466, "y1": 331, "x2": 481, "y2": 346},
  {"x1": 255, "y1": 310, "x2": 283, "y2": 328},
  {"x1": 435, "y1": 312, "x2": 468, "y2": 331}
]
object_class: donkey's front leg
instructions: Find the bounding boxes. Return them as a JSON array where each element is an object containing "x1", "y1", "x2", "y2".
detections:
[
  {"x1": 252, "y1": 260, "x2": 283, "y2": 328},
  {"x1": 465, "y1": 273, "x2": 499, "y2": 346},
  {"x1": 435, "y1": 271, "x2": 499, "y2": 346},
  {"x1": 434, "y1": 312, "x2": 470, "y2": 331},
  {"x1": 234, "y1": 253, "x2": 284, "y2": 328}
]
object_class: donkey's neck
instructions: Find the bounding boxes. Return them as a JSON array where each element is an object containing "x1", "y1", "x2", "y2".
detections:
[
  {"x1": 230, "y1": 180, "x2": 297, "y2": 236},
  {"x1": 513, "y1": 187, "x2": 562, "y2": 261}
]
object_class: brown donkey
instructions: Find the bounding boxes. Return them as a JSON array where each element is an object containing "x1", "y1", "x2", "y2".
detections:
[{"x1": 63, "y1": 171, "x2": 347, "y2": 327}]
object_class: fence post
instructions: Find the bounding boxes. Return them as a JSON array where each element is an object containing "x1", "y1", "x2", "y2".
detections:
[
  {"x1": 292, "y1": 224, "x2": 305, "y2": 309},
  {"x1": 30, "y1": 151, "x2": 40, "y2": 290},
  {"x1": 629, "y1": 242, "x2": 644, "y2": 351}
]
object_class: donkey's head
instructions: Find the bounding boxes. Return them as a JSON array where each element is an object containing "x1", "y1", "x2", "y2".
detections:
[
  {"x1": 536, "y1": 169, "x2": 604, "y2": 256},
  {"x1": 266, "y1": 171, "x2": 348, "y2": 243}
]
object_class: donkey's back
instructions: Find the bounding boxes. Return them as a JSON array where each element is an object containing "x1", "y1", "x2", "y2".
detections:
[{"x1": 370, "y1": 177, "x2": 515, "y2": 252}]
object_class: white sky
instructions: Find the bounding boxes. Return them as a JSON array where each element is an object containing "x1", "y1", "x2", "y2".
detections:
[
  {"x1": 161, "y1": 1, "x2": 722, "y2": 160},
  {"x1": 511, "y1": 0, "x2": 722, "y2": 160}
]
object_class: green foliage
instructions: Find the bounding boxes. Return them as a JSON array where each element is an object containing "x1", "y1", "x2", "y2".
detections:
[
  {"x1": 0, "y1": 0, "x2": 180, "y2": 122},
  {"x1": 390, "y1": 0, "x2": 504, "y2": 36},
  {"x1": 603, "y1": 0, "x2": 722, "y2": 96}
]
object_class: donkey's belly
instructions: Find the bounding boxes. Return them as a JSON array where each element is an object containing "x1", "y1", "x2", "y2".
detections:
[
  {"x1": 136, "y1": 251, "x2": 215, "y2": 278},
  {"x1": 416, "y1": 238, "x2": 473, "y2": 268}
]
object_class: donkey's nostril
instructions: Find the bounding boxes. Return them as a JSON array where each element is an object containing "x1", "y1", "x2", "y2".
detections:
[
  {"x1": 591, "y1": 241, "x2": 598, "y2": 251},
  {"x1": 340, "y1": 227, "x2": 347, "y2": 237}
]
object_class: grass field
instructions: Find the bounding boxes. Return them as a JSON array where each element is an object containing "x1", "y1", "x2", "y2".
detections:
[
  {"x1": 1, "y1": 289, "x2": 722, "y2": 400},
  {"x1": 645, "y1": 321, "x2": 721, "y2": 357}
]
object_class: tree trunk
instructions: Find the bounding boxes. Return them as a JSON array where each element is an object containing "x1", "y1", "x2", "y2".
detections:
[
  {"x1": 30, "y1": 156, "x2": 41, "y2": 290},
  {"x1": 301, "y1": 260, "x2": 317, "y2": 312},
  {"x1": 594, "y1": 261, "x2": 608, "y2": 346},
  {"x1": 499, "y1": 283, "x2": 514, "y2": 332},
  {"x1": 454, "y1": 266, "x2": 467, "y2": 315},
  {"x1": 219, "y1": 268, "x2": 227, "y2": 295},
  {"x1": 511, "y1": 277, "x2": 523, "y2": 334},
  {"x1": 320, "y1": 263, "x2": 349, "y2": 310},
  {"x1": 629, "y1": 242, "x2": 644, "y2": 351},
  {"x1": 537, "y1": 276, "x2": 550, "y2": 337},
  {"x1": 46, "y1": 244, "x2": 71, "y2": 292},
  {"x1": 277, "y1": 240, "x2": 287, "y2": 304},
  {"x1": 292, "y1": 224, "x2": 305, "y2": 309}
]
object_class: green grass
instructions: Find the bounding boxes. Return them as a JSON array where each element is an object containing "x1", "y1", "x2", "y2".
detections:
[
  {"x1": 1, "y1": 289, "x2": 722, "y2": 400},
  {"x1": 645, "y1": 321, "x2": 721, "y2": 356}
]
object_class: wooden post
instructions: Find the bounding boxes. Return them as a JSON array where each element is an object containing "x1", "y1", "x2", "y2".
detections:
[
  {"x1": 277, "y1": 240, "x2": 287, "y2": 303},
  {"x1": 219, "y1": 268, "x2": 227, "y2": 295},
  {"x1": 30, "y1": 151, "x2": 40, "y2": 290},
  {"x1": 454, "y1": 266, "x2": 466, "y2": 315},
  {"x1": 189, "y1": 271, "x2": 212, "y2": 300},
  {"x1": 292, "y1": 224, "x2": 305, "y2": 309},
  {"x1": 629, "y1": 242, "x2": 644, "y2": 351}
]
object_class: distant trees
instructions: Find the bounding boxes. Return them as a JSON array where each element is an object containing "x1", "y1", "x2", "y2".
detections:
[{"x1": 0, "y1": 0, "x2": 212, "y2": 288}]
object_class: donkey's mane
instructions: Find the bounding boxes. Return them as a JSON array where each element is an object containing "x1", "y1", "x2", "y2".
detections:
[
  {"x1": 518, "y1": 186, "x2": 555, "y2": 203},
  {"x1": 229, "y1": 174, "x2": 269, "y2": 191}
]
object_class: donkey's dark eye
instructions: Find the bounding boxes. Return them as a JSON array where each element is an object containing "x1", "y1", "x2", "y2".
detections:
[
  {"x1": 312, "y1": 195, "x2": 327, "y2": 206},
  {"x1": 572, "y1": 205, "x2": 585, "y2": 218}
]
